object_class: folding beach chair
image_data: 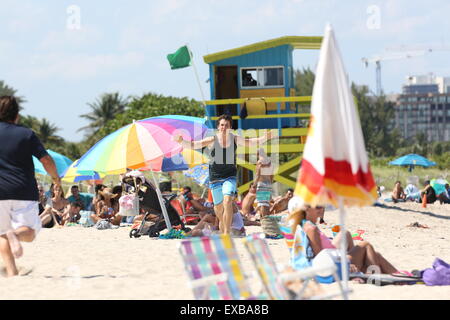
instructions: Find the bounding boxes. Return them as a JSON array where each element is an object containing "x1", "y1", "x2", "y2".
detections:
[
  {"x1": 242, "y1": 233, "x2": 292, "y2": 300},
  {"x1": 178, "y1": 234, "x2": 254, "y2": 300},
  {"x1": 170, "y1": 198, "x2": 200, "y2": 225}
]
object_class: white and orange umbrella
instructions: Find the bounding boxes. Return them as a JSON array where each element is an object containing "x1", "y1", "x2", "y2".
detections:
[{"x1": 294, "y1": 25, "x2": 377, "y2": 298}]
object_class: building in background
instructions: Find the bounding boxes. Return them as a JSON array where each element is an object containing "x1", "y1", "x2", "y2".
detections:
[{"x1": 394, "y1": 73, "x2": 450, "y2": 142}]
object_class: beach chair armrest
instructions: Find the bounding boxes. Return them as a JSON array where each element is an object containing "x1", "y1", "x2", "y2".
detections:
[
  {"x1": 278, "y1": 265, "x2": 336, "y2": 283},
  {"x1": 189, "y1": 273, "x2": 229, "y2": 289}
]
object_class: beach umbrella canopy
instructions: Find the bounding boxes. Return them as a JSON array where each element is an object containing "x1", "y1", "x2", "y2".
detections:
[
  {"x1": 33, "y1": 149, "x2": 73, "y2": 177},
  {"x1": 184, "y1": 163, "x2": 209, "y2": 186},
  {"x1": 294, "y1": 25, "x2": 377, "y2": 208},
  {"x1": 293, "y1": 25, "x2": 377, "y2": 298},
  {"x1": 61, "y1": 159, "x2": 106, "y2": 183},
  {"x1": 389, "y1": 154, "x2": 436, "y2": 168},
  {"x1": 75, "y1": 115, "x2": 208, "y2": 174},
  {"x1": 141, "y1": 149, "x2": 209, "y2": 172},
  {"x1": 430, "y1": 178, "x2": 449, "y2": 195},
  {"x1": 75, "y1": 115, "x2": 208, "y2": 232}
]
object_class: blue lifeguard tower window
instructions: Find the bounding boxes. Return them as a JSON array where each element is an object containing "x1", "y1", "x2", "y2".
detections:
[{"x1": 240, "y1": 66, "x2": 284, "y2": 89}]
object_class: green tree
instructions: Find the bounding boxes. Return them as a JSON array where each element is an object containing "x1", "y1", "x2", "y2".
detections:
[
  {"x1": 352, "y1": 84, "x2": 400, "y2": 157},
  {"x1": 90, "y1": 92, "x2": 205, "y2": 144},
  {"x1": 79, "y1": 92, "x2": 128, "y2": 136},
  {"x1": 294, "y1": 67, "x2": 315, "y2": 96},
  {"x1": 35, "y1": 118, "x2": 64, "y2": 147},
  {"x1": 0, "y1": 80, "x2": 26, "y2": 109},
  {"x1": 19, "y1": 115, "x2": 40, "y2": 132}
]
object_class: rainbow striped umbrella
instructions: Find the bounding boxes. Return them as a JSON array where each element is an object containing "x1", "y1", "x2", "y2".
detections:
[
  {"x1": 75, "y1": 115, "x2": 208, "y2": 175},
  {"x1": 61, "y1": 159, "x2": 106, "y2": 183}
]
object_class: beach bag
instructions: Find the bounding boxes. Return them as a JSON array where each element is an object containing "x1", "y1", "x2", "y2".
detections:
[
  {"x1": 422, "y1": 258, "x2": 450, "y2": 286},
  {"x1": 118, "y1": 193, "x2": 139, "y2": 216}
]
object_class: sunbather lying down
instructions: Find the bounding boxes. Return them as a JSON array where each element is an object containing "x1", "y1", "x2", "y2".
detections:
[{"x1": 288, "y1": 200, "x2": 400, "y2": 276}]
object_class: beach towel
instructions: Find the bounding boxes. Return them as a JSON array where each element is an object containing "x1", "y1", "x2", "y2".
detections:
[{"x1": 422, "y1": 258, "x2": 450, "y2": 286}]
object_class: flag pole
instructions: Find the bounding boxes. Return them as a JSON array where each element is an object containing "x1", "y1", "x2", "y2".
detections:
[
  {"x1": 186, "y1": 43, "x2": 207, "y2": 107},
  {"x1": 186, "y1": 44, "x2": 216, "y2": 130}
]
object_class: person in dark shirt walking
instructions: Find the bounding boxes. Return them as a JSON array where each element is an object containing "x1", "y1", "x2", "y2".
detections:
[
  {"x1": 174, "y1": 114, "x2": 274, "y2": 235},
  {"x1": 0, "y1": 96, "x2": 60, "y2": 277}
]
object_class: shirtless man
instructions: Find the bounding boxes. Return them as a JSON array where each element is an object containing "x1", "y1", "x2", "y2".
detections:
[
  {"x1": 391, "y1": 181, "x2": 406, "y2": 203},
  {"x1": 270, "y1": 188, "x2": 294, "y2": 215}
]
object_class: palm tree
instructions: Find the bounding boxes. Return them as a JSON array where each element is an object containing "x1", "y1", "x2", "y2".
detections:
[
  {"x1": 19, "y1": 115, "x2": 40, "y2": 131},
  {"x1": 37, "y1": 118, "x2": 64, "y2": 146},
  {"x1": 0, "y1": 80, "x2": 26, "y2": 109},
  {"x1": 78, "y1": 92, "x2": 128, "y2": 136}
]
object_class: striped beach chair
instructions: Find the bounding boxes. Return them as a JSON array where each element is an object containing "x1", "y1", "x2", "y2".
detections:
[
  {"x1": 242, "y1": 233, "x2": 291, "y2": 300},
  {"x1": 178, "y1": 234, "x2": 253, "y2": 300}
]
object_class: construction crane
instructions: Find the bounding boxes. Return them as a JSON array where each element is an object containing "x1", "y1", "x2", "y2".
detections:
[
  {"x1": 363, "y1": 42, "x2": 450, "y2": 96},
  {"x1": 361, "y1": 51, "x2": 426, "y2": 96}
]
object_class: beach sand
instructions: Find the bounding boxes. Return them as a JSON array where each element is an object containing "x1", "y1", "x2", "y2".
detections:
[{"x1": 1, "y1": 200, "x2": 449, "y2": 300}]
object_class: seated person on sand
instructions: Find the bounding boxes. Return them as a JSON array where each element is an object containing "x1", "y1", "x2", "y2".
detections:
[
  {"x1": 90, "y1": 187, "x2": 123, "y2": 226},
  {"x1": 39, "y1": 184, "x2": 70, "y2": 228},
  {"x1": 269, "y1": 188, "x2": 294, "y2": 215},
  {"x1": 92, "y1": 184, "x2": 106, "y2": 213},
  {"x1": 288, "y1": 201, "x2": 400, "y2": 275},
  {"x1": 434, "y1": 183, "x2": 450, "y2": 205},
  {"x1": 391, "y1": 181, "x2": 406, "y2": 203},
  {"x1": 67, "y1": 185, "x2": 92, "y2": 211},
  {"x1": 404, "y1": 183, "x2": 421, "y2": 202},
  {"x1": 240, "y1": 183, "x2": 260, "y2": 226},
  {"x1": 37, "y1": 183, "x2": 47, "y2": 215},
  {"x1": 61, "y1": 202, "x2": 83, "y2": 226},
  {"x1": 185, "y1": 201, "x2": 245, "y2": 237},
  {"x1": 178, "y1": 186, "x2": 214, "y2": 218},
  {"x1": 420, "y1": 180, "x2": 437, "y2": 204},
  {"x1": 441, "y1": 184, "x2": 450, "y2": 204}
]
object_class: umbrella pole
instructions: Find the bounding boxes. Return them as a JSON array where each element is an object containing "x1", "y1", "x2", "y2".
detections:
[
  {"x1": 147, "y1": 164, "x2": 173, "y2": 232},
  {"x1": 338, "y1": 197, "x2": 349, "y2": 300}
]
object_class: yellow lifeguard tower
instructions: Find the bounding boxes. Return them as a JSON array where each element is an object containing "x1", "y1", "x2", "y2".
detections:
[{"x1": 203, "y1": 36, "x2": 322, "y2": 194}]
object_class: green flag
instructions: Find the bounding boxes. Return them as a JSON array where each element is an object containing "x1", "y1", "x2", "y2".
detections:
[{"x1": 167, "y1": 45, "x2": 192, "y2": 70}]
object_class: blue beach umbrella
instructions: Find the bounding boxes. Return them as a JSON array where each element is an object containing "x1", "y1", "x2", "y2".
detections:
[
  {"x1": 389, "y1": 154, "x2": 436, "y2": 171},
  {"x1": 33, "y1": 149, "x2": 73, "y2": 177}
]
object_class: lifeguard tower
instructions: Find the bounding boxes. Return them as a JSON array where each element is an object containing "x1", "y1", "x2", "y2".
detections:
[{"x1": 203, "y1": 36, "x2": 323, "y2": 194}]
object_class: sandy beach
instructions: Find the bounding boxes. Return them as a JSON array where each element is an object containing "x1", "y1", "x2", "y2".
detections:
[{"x1": 1, "y1": 199, "x2": 449, "y2": 300}]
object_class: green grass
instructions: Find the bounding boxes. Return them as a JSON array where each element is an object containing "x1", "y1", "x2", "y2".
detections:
[{"x1": 371, "y1": 165, "x2": 449, "y2": 190}]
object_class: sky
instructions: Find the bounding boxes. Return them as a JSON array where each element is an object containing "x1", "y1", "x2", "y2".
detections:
[{"x1": 1, "y1": 0, "x2": 450, "y2": 142}]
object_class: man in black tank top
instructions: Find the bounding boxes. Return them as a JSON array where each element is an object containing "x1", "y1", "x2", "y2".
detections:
[{"x1": 174, "y1": 114, "x2": 274, "y2": 235}]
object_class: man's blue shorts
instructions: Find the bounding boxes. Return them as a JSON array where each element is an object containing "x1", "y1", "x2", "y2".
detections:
[{"x1": 210, "y1": 177, "x2": 237, "y2": 205}]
